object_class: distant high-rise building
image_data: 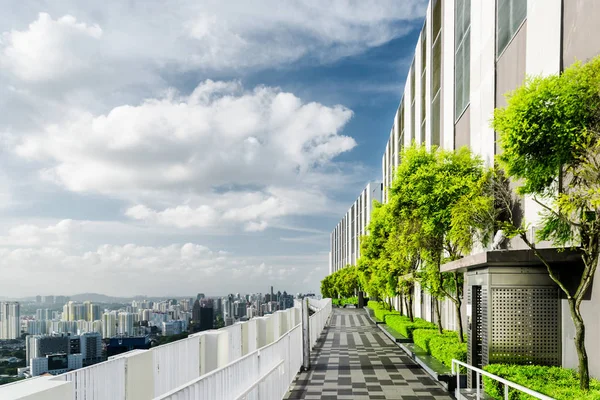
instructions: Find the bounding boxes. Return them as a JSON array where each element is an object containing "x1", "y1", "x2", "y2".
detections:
[
  {"x1": 27, "y1": 320, "x2": 47, "y2": 335},
  {"x1": 102, "y1": 312, "x2": 117, "y2": 339},
  {"x1": 26, "y1": 335, "x2": 70, "y2": 366},
  {"x1": 80, "y1": 332, "x2": 102, "y2": 365},
  {"x1": 0, "y1": 302, "x2": 20, "y2": 339},
  {"x1": 35, "y1": 295, "x2": 42, "y2": 304},
  {"x1": 42, "y1": 295, "x2": 54, "y2": 305},
  {"x1": 118, "y1": 312, "x2": 134, "y2": 336},
  {"x1": 88, "y1": 304, "x2": 101, "y2": 322}
]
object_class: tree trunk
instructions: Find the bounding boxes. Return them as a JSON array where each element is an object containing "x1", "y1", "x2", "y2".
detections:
[
  {"x1": 399, "y1": 292, "x2": 404, "y2": 316},
  {"x1": 454, "y1": 298, "x2": 464, "y2": 343},
  {"x1": 569, "y1": 298, "x2": 590, "y2": 391},
  {"x1": 454, "y1": 273, "x2": 465, "y2": 343},
  {"x1": 407, "y1": 293, "x2": 414, "y2": 322},
  {"x1": 434, "y1": 298, "x2": 443, "y2": 334},
  {"x1": 388, "y1": 298, "x2": 394, "y2": 311},
  {"x1": 404, "y1": 295, "x2": 410, "y2": 318}
]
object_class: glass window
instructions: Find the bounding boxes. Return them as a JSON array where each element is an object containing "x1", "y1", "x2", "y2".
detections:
[
  {"x1": 420, "y1": 23, "x2": 427, "y2": 128},
  {"x1": 411, "y1": 61, "x2": 416, "y2": 141},
  {"x1": 497, "y1": 0, "x2": 527, "y2": 57},
  {"x1": 455, "y1": 0, "x2": 471, "y2": 119},
  {"x1": 432, "y1": 95, "x2": 441, "y2": 146},
  {"x1": 432, "y1": 37, "x2": 442, "y2": 97},
  {"x1": 433, "y1": 0, "x2": 442, "y2": 41}
]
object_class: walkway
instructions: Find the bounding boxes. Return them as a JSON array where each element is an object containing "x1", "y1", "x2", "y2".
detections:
[{"x1": 285, "y1": 308, "x2": 453, "y2": 400}]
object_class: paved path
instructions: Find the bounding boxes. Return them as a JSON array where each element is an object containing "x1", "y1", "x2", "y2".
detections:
[{"x1": 285, "y1": 308, "x2": 453, "y2": 400}]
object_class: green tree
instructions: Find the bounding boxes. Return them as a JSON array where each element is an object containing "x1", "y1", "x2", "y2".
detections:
[
  {"x1": 389, "y1": 145, "x2": 493, "y2": 341},
  {"x1": 493, "y1": 56, "x2": 600, "y2": 391},
  {"x1": 357, "y1": 202, "x2": 390, "y2": 306}
]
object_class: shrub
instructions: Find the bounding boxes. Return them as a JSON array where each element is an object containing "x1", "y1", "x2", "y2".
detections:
[
  {"x1": 367, "y1": 300, "x2": 383, "y2": 310},
  {"x1": 428, "y1": 335, "x2": 467, "y2": 368},
  {"x1": 386, "y1": 315, "x2": 436, "y2": 339},
  {"x1": 483, "y1": 364, "x2": 600, "y2": 400},
  {"x1": 332, "y1": 296, "x2": 359, "y2": 307},
  {"x1": 413, "y1": 329, "x2": 458, "y2": 353}
]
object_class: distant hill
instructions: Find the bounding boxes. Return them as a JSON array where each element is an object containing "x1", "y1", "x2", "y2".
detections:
[{"x1": 69, "y1": 293, "x2": 128, "y2": 303}]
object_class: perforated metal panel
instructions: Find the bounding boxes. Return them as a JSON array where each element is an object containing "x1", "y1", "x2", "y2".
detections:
[
  {"x1": 490, "y1": 287, "x2": 560, "y2": 365},
  {"x1": 468, "y1": 286, "x2": 487, "y2": 388}
]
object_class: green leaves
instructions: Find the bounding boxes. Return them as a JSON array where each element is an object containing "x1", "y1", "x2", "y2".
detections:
[
  {"x1": 494, "y1": 56, "x2": 600, "y2": 195},
  {"x1": 320, "y1": 265, "x2": 359, "y2": 299}
]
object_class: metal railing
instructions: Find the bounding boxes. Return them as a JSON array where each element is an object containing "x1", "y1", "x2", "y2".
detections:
[
  {"x1": 152, "y1": 335, "x2": 201, "y2": 397},
  {"x1": 154, "y1": 324, "x2": 303, "y2": 400},
  {"x1": 308, "y1": 298, "x2": 331, "y2": 348},
  {"x1": 54, "y1": 356, "x2": 127, "y2": 400},
  {"x1": 451, "y1": 359, "x2": 555, "y2": 400}
]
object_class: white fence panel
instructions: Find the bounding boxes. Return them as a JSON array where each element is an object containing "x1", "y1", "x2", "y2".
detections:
[
  {"x1": 54, "y1": 357, "x2": 126, "y2": 400},
  {"x1": 153, "y1": 336, "x2": 200, "y2": 397}
]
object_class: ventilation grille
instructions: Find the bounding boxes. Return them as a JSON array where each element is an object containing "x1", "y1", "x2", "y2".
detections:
[{"x1": 490, "y1": 287, "x2": 560, "y2": 365}]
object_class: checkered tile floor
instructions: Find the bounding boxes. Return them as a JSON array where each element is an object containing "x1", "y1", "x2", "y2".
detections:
[{"x1": 284, "y1": 308, "x2": 453, "y2": 400}]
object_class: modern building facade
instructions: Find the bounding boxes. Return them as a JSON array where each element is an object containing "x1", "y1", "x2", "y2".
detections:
[
  {"x1": 0, "y1": 301, "x2": 20, "y2": 340},
  {"x1": 377, "y1": 0, "x2": 600, "y2": 380},
  {"x1": 329, "y1": 181, "x2": 382, "y2": 274}
]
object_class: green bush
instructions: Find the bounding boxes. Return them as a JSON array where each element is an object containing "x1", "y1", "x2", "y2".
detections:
[
  {"x1": 413, "y1": 329, "x2": 458, "y2": 353},
  {"x1": 386, "y1": 315, "x2": 436, "y2": 339},
  {"x1": 367, "y1": 300, "x2": 382, "y2": 310},
  {"x1": 332, "y1": 296, "x2": 359, "y2": 306},
  {"x1": 428, "y1": 334, "x2": 467, "y2": 368},
  {"x1": 483, "y1": 364, "x2": 600, "y2": 400}
]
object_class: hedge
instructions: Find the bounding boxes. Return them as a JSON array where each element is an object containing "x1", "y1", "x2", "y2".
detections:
[
  {"x1": 428, "y1": 334, "x2": 467, "y2": 368},
  {"x1": 483, "y1": 364, "x2": 600, "y2": 400},
  {"x1": 385, "y1": 315, "x2": 436, "y2": 339},
  {"x1": 367, "y1": 301, "x2": 400, "y2": 322},
  {"x1": 332, "y1": 296, "x2": 358, "y2": 306},
  {"x1": 412, "y1": 329, "x2": 458, "y2": 353}
]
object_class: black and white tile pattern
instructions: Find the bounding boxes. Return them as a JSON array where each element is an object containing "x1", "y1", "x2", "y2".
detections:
[{"x1": 285, "y1": 308, "x2": 453, "y2": 400}]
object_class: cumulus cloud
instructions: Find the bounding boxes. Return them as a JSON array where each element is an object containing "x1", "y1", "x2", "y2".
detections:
[
  {"x1": 15, "y1": 81, "x2": 354, "y2": 195},
  {"x1": 124, "y1": 186, "x2": 337, "y2": 232},
  {"x1": 0, "y1": 2, "x2": 426, "y2": 83},
  {"x1": 0, "y1": 240, "x2": 325, "y2": 297},
  {"x1": 0, "y1": 13, "x2": 102, "y2": 82}
]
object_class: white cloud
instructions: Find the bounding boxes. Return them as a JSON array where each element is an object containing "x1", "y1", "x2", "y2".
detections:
[
  {"x1": 0, "y1": 241, "x2": 326, "y2": 297},
  {"x1": 0, "y1": 2, "x2": 426, "y2": 84},
  {"x1": 125, "y1": 186, "x2": 337, "y2": 232},
  {"x1": 13, "y1": 80, "x2": 354, "y2": 231},
  {"x1": 0, "y1": 13, "x2": 102, "y2": 82}
]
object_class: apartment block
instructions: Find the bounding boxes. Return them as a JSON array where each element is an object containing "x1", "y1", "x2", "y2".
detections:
[
  {"x1": 329, "y1": 182, "x2": 382, "y2": 274},
  {"x1": 378, "y1": 0, "x2": 600, "y2": 380}
]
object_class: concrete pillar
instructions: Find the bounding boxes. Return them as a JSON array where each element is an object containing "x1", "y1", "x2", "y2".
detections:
[
  {"x1": 223, "y1": 323, "x2": 243, "y2": 362},
  {"x1": 255, "y1": 316, "x2": 269, "y2": 348},
  {"x1": 110, "y1": 350, "x2": 154, "y2": 400},
  {"x1": 0, "y1": 376, "x2": 73, "y2": 400},
  {"x1": 197, "y1": 330, "x2": 228, "y2": 375},
  {"x1": 241, "y1": 319, "x2": 258, "y2": 355},
  {"x1": 292, "y1": 307, "x2": 301, "y2": 327},
  {"x1": 275, "y1": 310, "x2": 288, "y2": 336},
  {"x1": 269, "y1": 312, "x2": 281, "y2": 343}
]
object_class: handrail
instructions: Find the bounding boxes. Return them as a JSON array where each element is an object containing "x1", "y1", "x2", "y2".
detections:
[
  {"x1": 158, "y1": 322, "x2": 302, "y2": 396},
  {"x1": 233, "y1": 360, "x2": 284, "y2": 400},
  {"x1": 451, "y1": 359, "x2": 555, "y2": 400}
]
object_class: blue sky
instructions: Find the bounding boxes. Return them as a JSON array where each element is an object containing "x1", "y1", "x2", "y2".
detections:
[{"x1": 0, "y1": 1, "x2": 426, "y2": 297}]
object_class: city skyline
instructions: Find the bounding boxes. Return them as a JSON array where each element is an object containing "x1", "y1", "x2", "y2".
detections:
[{"x1": 0, "y1": 1, "x2": 428, "y2": 297}]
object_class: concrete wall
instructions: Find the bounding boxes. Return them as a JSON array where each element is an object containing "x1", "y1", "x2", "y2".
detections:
[{"x1": 563, "y1": 0, "x2": 600, "y2": 66}]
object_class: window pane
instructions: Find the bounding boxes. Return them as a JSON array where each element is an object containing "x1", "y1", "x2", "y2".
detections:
[
  {"x1": 455, "y1": 42, "x2": 464, "y2": 117},
  {"x1": 463, "y1": 28, "x2": 470, "y2": 112},
  {"x1": 433, "y1": 0, "x2": 442, "y2": 40},
  {"x1": 511, "y1": 0, "x2": 527, "y2": 37},
  {"x1": 421, "y1": 122, "x2": 426, "y2": 145},
  {"x1": 421, "y1": 23, "x2": 427, "y2": 70},
  {"x1": 432, "y1": 94, "x2": 441, "y2": 146},
  {"x1": 497, "y1": 0, "x2": 527, "y2": 56},
  {"x1": 433, "y1": 37, "x2": 441, "y2": 95}
]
